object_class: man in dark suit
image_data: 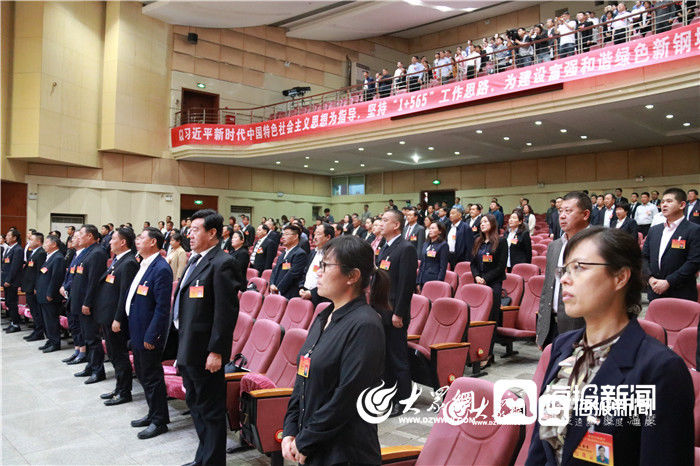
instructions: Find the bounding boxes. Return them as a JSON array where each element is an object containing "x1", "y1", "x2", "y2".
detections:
[
  {"x1": 650, "y1": 190, "x2": 661, "y2": 207},
  {"x1": 403, "y1": 207, "x2": 425, "y2": 254},
  {"x1": 270, "y1": 224, "x2": 308, "y2": 300},
  {"x1": 60, "y1": 231, "x2": 87, "y2": 364},
  {"x1": 613, "y1": 187, "x2": 629, "y2": 205},
  {"x1": 348, "y1": 213, "x2": 367, "y2": 239},
  {"x1": 362, "y1": 70, "x2": 376, "y2": 101},
  {"x1": 100, "y1": 225, "x2": 113, "y2": 251},
  {"x1": 251, "y1": 224, "x2": 276, "y2": 275},
  {"x1": 241, "y1": 215, "x2": 256, "y2": 248},
  {"x1": 536, "y1": 191, "x2": 591, "y2": 349},
  {"x1": 21, "y1": 232, "x2": 47, "y2": 342},
  {"x1": 220, "y1": 225, "x2": 233, "y2": 253},
  {"x1": 162, "y1": 221, "x2": 174, "y2": 253},
  {"x1": 446, "y1": 208, "x2": 471, "y2": 268},
  {"x1": 642, "y1": 188, "x2": 700, "y2": 302},
  {"x1": 94, "y1": 227, "x2": 139, "y2": 405},
  {"x1": 549, "y1": 198, "x2": 562, "y2": 239},
  {"x1": 378, "y1": 67, "x2": 392, "y2": 98},
  {"x1": 49, "y1": 230, "x2": 67, "y2": 255},
  {"x1": 35, "y1": 234, "x2": 65, "y2": 352},
  {"x1": 685, "y1": 189, "x2": 699, "y2": 225},
  {"x1": 72, "y1": 225, "x2": 109, "y2": 384},
  {"x1": 594, "y1": 193, "x2": 616, "y2": 227},
  {"x1": 466, "y1": 204, "x2": 483, "y2": 240},
  {"x1": 123, "y1": 227, "x2": 173, "y2": 439},
  {"x1": 376, "y1": 209, "x2": 417, "y2": 417},
  {"x1": 628, "y1": 192, "x2": 640, "y2": 219},
  {"x1": 173, "y1": 209, "x2": 240, "y2": 465},
  {"x1": 66, "y1": 225, "x2": 76, "y2": 245},
  {"x1": 300, "y1": 223, "x2": 334, "y2": 307},
  {"x1": 3, "y1": 229, "x2": 25, "y2": 333},
  {"x1": 612, "y1": 201, "x2": 638, "y2": 238},
  {"x1": 265, "y1": 219, "x2": 282, "y2": 250}
]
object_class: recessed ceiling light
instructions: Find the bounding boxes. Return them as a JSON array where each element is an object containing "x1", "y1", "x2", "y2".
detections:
[
  {"x1": 666, "y1": 114, "x2": 674, "y2": 119},
  {"x1": 683, "y1": 122, "x2": 691, "y2": 127},
  {"x1": 503, "y1": 136, "x2": 510, "y2": 141},
  {"x1": 305, "y1": 156, "x2": 310, "y2": 160},
  {"x1": 334, "y1": 160, "x2": 339, "y2": 163},
  {"x1": 360, "y1": 163, "x2": 365, "y2": 167},
  {"x1": 534, "y1": 121, "x2": 542, "y2": 126},
  {"x1": 386, "y1": 152, "x2": 392, "y2": 155},
  {"x1": 560, "y1": 129, "x2": 567, "y2": 133},
  {"x1": 303, "y1": 164, "x2": 308, "y2": 168},
  {"x1": 454, "y1": 151, "x2": 460, "y2": 155},
  {"x1": 475, "y1": 129, "x2": 483, "y2": 134},
  {"x1": 428, "y1": 146, "x2": 434, "y2": 150},
  {"x1": 329, "y1": 168, "x2": 335, "y2": 171},
  {"x1": 358, "y1": 147, "x2": 364, "y2": 151},
  {"x1": 645, "y1": 104, "x2": 654, "y2": 109},
  {"x1": 399, "y1": 141, "x2": 406, "y2": 145},
  {"x1": 525, "y1": 142, "x2": 532, "y2": 146},
  {"x1": 411, "y1": 154, "x2": 420, "y2": 163},
  {"x1": 580, "y1": 135, "x2": 588, "y2": 139},
  {"x1": 275, "y1": 161, "x2": 281, "y2": 165}
]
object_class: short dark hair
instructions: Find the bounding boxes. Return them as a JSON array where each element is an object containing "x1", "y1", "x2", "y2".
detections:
[
  {"x1": 283, "y1": 224, "x2": 301, "y2": 237},
  {"x1": 143, "y1": 227, "x2": 164, "y2": 250},
  {"x1": 166, "y1": 221, "x2": 173, "y2": 227},
  {"x1": 81, "y1": 224, "x2": 101, "y2": 241},
  {"x1": 689, "y1": 189, "x2": 699, "y2": 195},
  {"x1": 191, "y1": 209, "x2": 224, "y2": 239},
  {"x1": 631, "y1": 192, "x2": 639, "y2": 197},
  {"x1": 563, "y1": 191, "x2": 593, "y2": 217},
  {"x1": 564, "y1": 227, "x2": 643, "y2": 316},
  {"x1": 324, "y1": 208, "x2": 330, "y2": 213},
  {"x1": 319, "y1": 223, "x2": 335, "y2": 239},
  {"x1": 114, "y1": 227, "x2": 136, "y2": 251},
  {"x1": 102, "y1": 224, "x2": 110, "y2": 230},
  {"x1": 260, "y1": 224, "x2": 270, "y2": 234},
  {"x1": 651, "y1": 190, "x2": 659, "y2": 195},
  {"x1": 615, "y1": 187, "x2": 622, "y2": 192},
  {"x1": 171, "y1": 232, "x2": 184, "y2": 244},
  {"x1": 45, "y1": 234, "x2": 60, "y2": 247},
  {"x1": 32, "y1": 232, "x2": 44, "y2": 243},
  {"x1": 224, "y1": 225, "x2": 233, "y2": 235},
  {"x1": 385, "y1": 209, "x2": 404, "y2": 233},
  {"x1": 662, "y1": 187, "x2": 686, "y2": 203},
  {"x1": 51, "y1": 230, "x2": 61, "y2": 239},
  {"x1": 616, "y1": 201, "x2": 630, "y2": 213},
  {"x1": 641, "y1": 191, "x2": 650, "y2": 197},
  {"x1": 144, "y1": 221, "x2": 151, "y2": 227}
]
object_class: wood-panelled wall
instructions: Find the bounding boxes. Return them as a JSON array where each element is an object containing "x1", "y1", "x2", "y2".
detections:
[{"x1": 1, "y1": 181, "x2": 27, "y2": 237}]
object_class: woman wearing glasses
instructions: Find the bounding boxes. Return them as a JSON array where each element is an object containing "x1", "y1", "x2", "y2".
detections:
[
  {"x1": 282, "y1": 235, "x2": 390, "y2": 465},
  {"x1": 526, "y1": 227, "x2": 694, "y2": 466}
]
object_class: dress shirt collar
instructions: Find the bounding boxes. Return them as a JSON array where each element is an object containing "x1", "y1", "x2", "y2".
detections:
[
  {"x1": 115, "y1": 250, "x2": 130, "y2": 261},
  {"x1": 46, "y1": 249, "x2": 58, "y2": 261},
  {"x1": 384, "y1": 233, "x2": 400, "y2": 248},
  {"x1": 137, "y1": 251, "x2": 160, "y2": 269},
  {"x1": 664, "y1": 215, "x2": 684, "y2": 231}
]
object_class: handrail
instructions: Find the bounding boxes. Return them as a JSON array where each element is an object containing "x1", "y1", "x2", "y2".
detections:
[{"x1": 173, "y1": 2, "x2": 691, "y2": 127}]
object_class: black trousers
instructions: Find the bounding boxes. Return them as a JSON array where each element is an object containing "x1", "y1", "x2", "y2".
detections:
[
  {"x1": 79, "y1": 312, "x2": 104, "y2": 375},
  {"x1": 5, "y1": 286, "x2": 20, "y2": 325},
  {"x1": 179, "y1": 365, "x2": 227, "y2": 465},
  {"x1": 102, "y1": 323, "x2": 132, "y2": 396},
  {"x1": 638, "y1": 224, "x2": 650, "y2": 237},
  {"x1": 68, "y1": 301, "x2": 84, "y2": 346},
  {"x1": 27, "y1": 292, "x2": 44, "y2": 336},
  {"x1": 132, "y1": 348, "x2": 169, "y2": 426},
  {"x1": 40, "y1": 300, "x2": 62, "y2": 347},
  {"x1": 384, "y1": 323, "x2": 411, "y2": 402},
  {"x1": 408, "y1": 76, "x2": 420, "y2": 92}
]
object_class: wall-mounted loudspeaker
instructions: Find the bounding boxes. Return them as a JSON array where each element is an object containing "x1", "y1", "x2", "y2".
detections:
[{"x1": 187, "y1": 33, "x2": 198, "y2": 44}]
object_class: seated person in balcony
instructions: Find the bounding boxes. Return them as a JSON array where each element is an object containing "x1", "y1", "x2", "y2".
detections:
[
  {"x1": 282, "y1": 236, "x2": 388, "y2": 465},
  {"x1": 526, "y1": 227, "x2": 694, "y2": 466}
]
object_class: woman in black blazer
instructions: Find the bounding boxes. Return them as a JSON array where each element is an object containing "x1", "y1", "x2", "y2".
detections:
[
  {"x1": 526, "y1": 227, "x2": 693, "y2": 466},
  {"x1": 470, "y1": 214, "x2": 507, "y2": 323},
  {"x1": 613, "y1": 201, "x2": 639, "y2": 238},
  {"x1": 505, "y1": 209, "x2": 532, "y2": 272},
  {"x1": 417, "y1": 221, "x2": 449, "y2": 292},
  {"x1": 229, "y1": 231, "x2": 249, "y2": 283}
]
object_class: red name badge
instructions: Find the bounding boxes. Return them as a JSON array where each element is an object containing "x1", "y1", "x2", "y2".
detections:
[
  {"x1": 573, "y1": 431, "x2": 614, "y2": 465},
  {"x1": 410, "y1": 235, "x2": 417, "y2": 241},
  {"x1": 312, "y1": 264, "x2": 320, "y2": 272},
  {"x1": 40, "y1": 267, "x2": 48, "y2": 274},
  {"x1": 472, "y1": 226, "x2": 478, "y2": 232},
  {"x1": 672, "y1": 239, "x2": 686, "y2": 249},
  {"x1": 482, "y1": 254, "x2": 493, "y2": 263},
  {"x1": 375, "y1": 248, "x2": 380, "y2": 256},
  {"x1": 282, "y1": 262, "x2": 291, "y2": 270},
  {"x1": 298, "y1": 355, "x2": 311, "y2": 378},
  {"x1": 136, "y1": 284, "x2": 149, "y2": 296},
  {"x1": 28, "y1": 261, "x2": 34, "y2": 267},
  {"x1": 4, "y1": 258, "x2": 9, "y2": 263},
  {"x1": 105, "y1": 274, "x2": 115, "y2": 284},
  {"x1": 76, "y1": 265, "x2": 84, "y2": 274},
  {"x1": 511, "y1": 238, "x2": 518, "y2": 245},
  {"x1": 256, "y1": 247, "x2": 263, "y2": 254},
  {"x1": 70, "y1": 266, "x2": 75, "y2": 274},
  {"x1": 694, "y1": 211, "x2": 699, "y2": 216},
  {"x1": 380, "y1": 259, "x2": 391, "y2": 270},
  {"x1": 427, "y1": 249, "x2": 437, "y2": 258},
  {"x1": 189, "y1": 285, "x2": 204, "y2": 298}
]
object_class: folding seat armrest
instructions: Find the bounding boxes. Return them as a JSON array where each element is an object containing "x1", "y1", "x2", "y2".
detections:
[
  {"x1": 501, "y1": 308, "x2": 519, "y2": 328},
  {"x1": 248, "y1": 388, "x2": 293, "y2": 398},
  {"x1": 381, "y1": 445, "x2": 422, "y2": 464},
  {"x1": 407, "y1": 334, "x2": 420, "y2": 341},
  {"x1": 430, "y1": 342, "x2": 470, "y2": 387},
  {"x1": 500, "y1": 305, "x2": 520, "y2": 311},
  {"x1": 429, "y1": 342, "x2": 469, "y2": 350},
  {"x1": 225, "y1": 372, "x2": 248, "y2": 382},
  {"x1": 470, "y1": 320, "x2": 497, "y2": 327}
]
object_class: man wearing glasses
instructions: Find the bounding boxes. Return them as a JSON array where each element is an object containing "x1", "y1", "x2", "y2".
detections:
[{"x1": 536, "y1": 191, "x2": 591, "y2": 349}]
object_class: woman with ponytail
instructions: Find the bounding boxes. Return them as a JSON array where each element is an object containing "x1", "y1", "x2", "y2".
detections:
[{"x1": 282, "y1": 235, "x2": 389, "y2": 465}]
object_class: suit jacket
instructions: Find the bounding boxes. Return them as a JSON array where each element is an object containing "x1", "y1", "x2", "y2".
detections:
[
  {"x1": 417, "y1": 241, "x2": 449, "y2": 285},
  {"x1": 57, "y1": 240, "x2": 67, "y2": 256},
  {"x1": 230, "y1": 246, "x2": 249, "y2": 285},
  {"x1": 447, "y1": 221, "x2": 473, "y2": 267},
  {"x1": 68, "y1": 243, "x2": 108, "y2": 314},
  {"x1": 612, "y1": 216, "x2": 638, "y2": 238},
  {"x1": 21, "y1": 247, "x2": 47, "y2": 293},
  {"x1": 650, "y1": 199, "x2": 660, "y2": 206},
  {"x1": 299, "y1": 237, "x2": 311, "y2": 255},
  {"x1": 125, "y1": 254, "x2": 173, "y2": 349},
  {"x1": 526, "y1": 319, "x2": 694, "y2": 466},
  {"x1": 403, "y1": 223, "x2": 425, "y2": 254},
  {"x1": 268, "y1": 230, "x2": 282, "y2": 249},
  {"x1": 162, "y1": 230, "x2": 173, "y2": 253},
  {"x1": 242, "y1": 225, "x2": 256, "y2": 248},
  {"x1": 629, "y1": 201, "x2": 640, "y2": 219},
  {"x1": 220, "y1": 237, "x2": 232, "y2": 253},
  {"x1": 467, "y1": 215, "x2": 483, "y2": 239},
  {"x1": 506, "y1": 229, "x2": 532, "y2": 267},
  {"x1": 614, "y1": 196, "x2": 629, "y2": 205},
  {"x1": 35, "y1": 251, "x2": 65, "y2": 304},
  {"x1": 349, "y1": 225, "x2": 367, "y2": 239},
  {"x1": 252, "y1": 236, "x2": 277, "y2": 274},
  {"x1": 1, "y1": 244, "x2": 24, "y2": 287},
  {"x1": 100, "y1": 231, "x2": 113, "y2": 251},
  {"x1": 470, "y1": 237, "x2": 507, "y2": 286},
  {"x1": 594, "y1": 207, "x2": 615, "y2": 227},
  {"x1": 642, "y1": 219, "x2": 700, "y2": 301},
  {"x1": 536, "y1": 238, "x2": 585, "y2": 348},
  {"x1": 64, "y1": 248, "x2": 76, "y2": 269},
  {"x1": 686, "y1": 201, "x2": 700, "y2": 225},
  {"x1": 376, "y1": 236, "x2": 417, "y2": 323},
  {"x1": 549, "y1": 210, "x2": 561, "y2": 238},
  {"x1": 270, "y1": 246, "x2": 308, "y2": 300},
  {"x1": 92, "y1": 251, "x2": 139, "y2": 326},
  {"x1": 174, "y1": 247, "x2": 240, "y2": 366}
]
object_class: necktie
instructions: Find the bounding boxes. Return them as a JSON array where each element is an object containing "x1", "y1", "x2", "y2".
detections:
[{"x1": 173, "y1": 253, "x2": 201, "y2": 325}]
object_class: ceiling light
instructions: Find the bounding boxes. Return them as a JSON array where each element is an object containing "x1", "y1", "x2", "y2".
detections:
[
  {"x1": 560, "y1": 129, "x2": 567, "y2": 133},
  {"x1": 334, "y1": 160, "x2": 339, "y2": 163},
  {"x1": 428, "y1": 146, "x2": 434, "y2": 150},
  {"x1": 399, "y1": 141, "x2": 406, "y2": 145},
  {"x1": 645, "y1": 104, "x2": 654, "y2": 109},
  {"x1": 386, "y1": 152, "x2": 392, "y2": 155},
  {"x1": 358, "y1": 147, "x2": 364, "y2": 151},
  {"x1": 580, "y1": 135, "x2": 588, "y2": 139},
  {"x1": 411, "y1": 154, "x2": 420, "y2": 163},
  {"x1": 525, "y1": 142, "x2": 532, "y2": 146},
  {"x1": 329, "y1": 168, "x2": 335, "y2": 171},
  {"x1": 683, "y1": 122, "x2": 691, "y2": 127},
  {"x1": 666, "y1": 114, "x2": 674, "y2": 119},
  {"x1": 435, "y1": 5, "x2": 453, "y2": 12},
  {"x1": 534, "y1": 121, "x2": 542, "y2": 125},
  {"x1": 360, "y1": 163, "x2": 365, "y2": 167},
  {"x1": 275, "y1": 161, "x2": 281, "y2": 165},
  {"x1": 196, "y1": 83, "x2": 206, "y2": 89},
  {"x1": 503, "y1": 136, "x2": 510, "y2": 141},
  {"x1": 303, "y1": 164, "x2": 308, "y2": 168},
  {"x1": 305, "y1": 156, "x2": 310, "y2": 160},
  {"x1": 454, "y1": 151, "x2": 460, "y2": 155},
  {"x1": 475, "y1": 129, "x2": 483, "y2": 134}
]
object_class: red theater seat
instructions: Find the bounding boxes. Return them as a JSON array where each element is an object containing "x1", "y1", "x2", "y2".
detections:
[
  {"x1": 453, "y1": 261, "x2": 471, "y2": 277},
  {"x1": 311, "y1": 301, "x2": 331, "y2": 322},
  {"x1": 258, "y1": 294, "x2": 288, "y2": 323},
  {"x1": 531, "y1": 244, "x2": 547, "y2": 255},
  {"x1": 674, "y1": 326, "x2": 697, "y2": 370},
  {"x1": 279, "y1": 297, "x2": 314, "y2": 331},
  {"x1": 381, "y1": 377, "x2": 524, "y2": 465},
  {"x1": 444, "y1": 270, "x2": 458, "y2": 293},
  {"x1": 531, "y1": 257, "x2": 547, "y2": 274},
  {"x1": 239, "y1": 290, "x2": 264, "y2": 318},
  {"x1": 407, "y1": 294, "x2": 430, "y2": 337},
  {"x1": 248, "y1": 277, "x2": 268, "y2": 295},
  {"x1": 497, "y1": 275, "x2": 544, "y2": 357},
  {"x1": 512, "y1": 263, "x2": 540, "y2": 281},
  {"x1": 454, "y1": 284, "x2": 496, "y2": 376},
  {"x1": 261, "y1": 269, "x2": 272, "y2": 282},
  {"x1": 231, "y1": 312, "x2": 255, "y2": 357},
  {"x1": 692, "y1": 371, "x2": 700, "y2": 446},
  {"x1": 637, "y1": 318, "x2": 667, "y2": 345},
  {"x1": 420, "y1": 281, "x2": 452, "y2": 302},
  {"x1": 407, "y1": 297, "x2": 470, "y2": 389},
  {"x1": 246, "y1": 268, "x2": 259, "y2": 281},
  {"x1": 502, "y1": 273, "x2": 525, "y2": 307},
  {"x1": 644, "y1": 298, "x2": 700, "y2": 348},
  {"x1": 458, "y1": 271, "x2": 474, "y2": 287}
]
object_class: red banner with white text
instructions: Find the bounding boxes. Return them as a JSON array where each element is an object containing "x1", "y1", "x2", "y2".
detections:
[{"x1": 171, "y1": 24, "x2": 700, "y2": 148}]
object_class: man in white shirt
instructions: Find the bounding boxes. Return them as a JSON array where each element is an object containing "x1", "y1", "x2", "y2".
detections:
[
  {"x1": 611, "y1": 2, "x2": 631, "y2": 44},
  {"x1": 299, "y1": 223, "x2": 333, "y2": 305},
  {"x1": 634, "y1": 191, "x2": 658, "y2": 236},
  {"x1": 406, "y1": 55, "x2": 425, "y2": 92},
  {"x1": 393, "y1": 61, "x2": 405, "y2": 92},
  {"x1": 556, "y1": 12, "x2": 577, "y2": 57},
  {"x1": 598, "y1": 193, "x2": 616, "y2": 227}
]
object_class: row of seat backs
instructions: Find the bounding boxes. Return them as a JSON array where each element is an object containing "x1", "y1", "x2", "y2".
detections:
[{"x1": 239, "y1": 291, "x2": 315, "y2": 332}]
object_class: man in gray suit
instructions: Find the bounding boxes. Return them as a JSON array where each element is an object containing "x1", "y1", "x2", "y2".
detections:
[
  {"x1": 403, "y1": 207, "x2": 425, "y2": 254},
  {"x1": 536, "y1": 191, "x2": 591, "y2": 348}
]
